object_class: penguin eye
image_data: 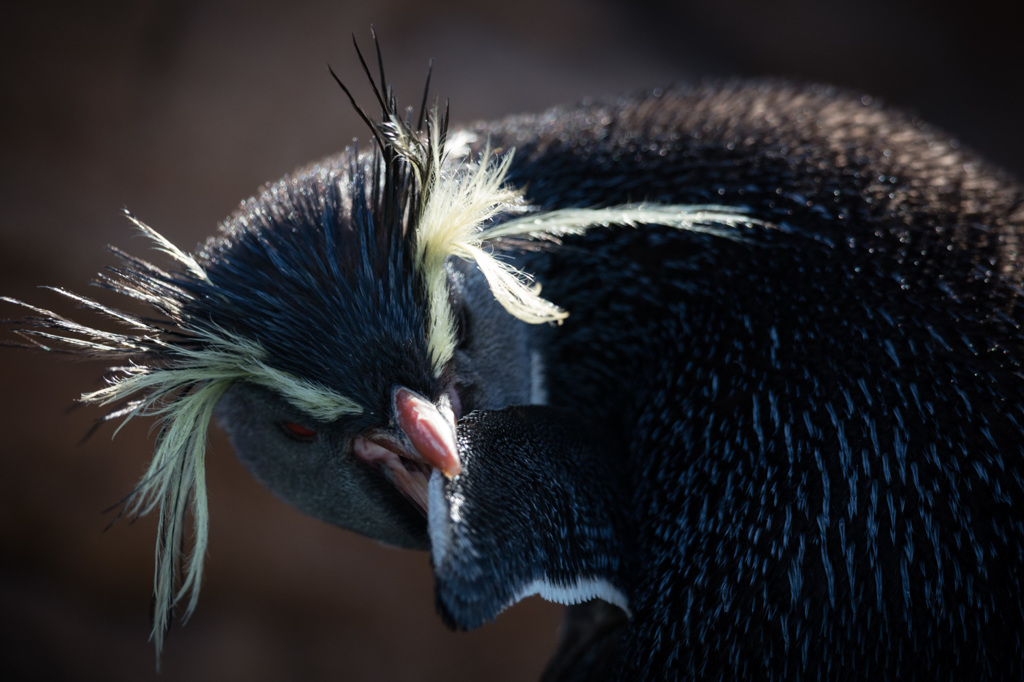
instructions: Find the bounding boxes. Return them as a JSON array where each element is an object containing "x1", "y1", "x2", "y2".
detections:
[{"x1": 279, "y1": 421, "x2": 318, "y2": 442}]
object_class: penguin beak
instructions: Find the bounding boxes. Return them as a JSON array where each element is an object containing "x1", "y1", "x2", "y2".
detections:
[{"x1": 352, "y1": 386, "x2": 461, "y2": 514}]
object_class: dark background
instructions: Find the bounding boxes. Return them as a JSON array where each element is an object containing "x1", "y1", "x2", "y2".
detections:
[{"x1": 1, "y1": 1, "x2": 1020, "y2": 680}]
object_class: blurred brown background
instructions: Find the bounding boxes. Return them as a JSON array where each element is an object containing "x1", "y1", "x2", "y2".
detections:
[{"x1": 1, "y1": 1, "x2": 1021, "y2": 680}]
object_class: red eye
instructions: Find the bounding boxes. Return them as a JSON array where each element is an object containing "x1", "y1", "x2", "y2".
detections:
[{"x1": 281, "y1": 422, "x2": 317, "y2": 441}]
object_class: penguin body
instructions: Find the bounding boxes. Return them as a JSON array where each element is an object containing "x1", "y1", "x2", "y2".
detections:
[
  {"x1": 431, "y1": 83, "x2": 1024, "y2": 679},
  {"x1": 6, "y1": 72, "x2": 1024, "y2": 680}
]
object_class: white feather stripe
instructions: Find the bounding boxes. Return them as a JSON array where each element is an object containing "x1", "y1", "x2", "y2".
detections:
[
  {"x1": 459, "y1": 243, "x2": 568, "y2": 324},
  {"x1": 416, "y1": 164, "x2": 522, "y2": 275},
  {"x1": 440, "y1": 203, "x2": 759, "y2": 327},
  {"x1": 81, "y1": 333, "x2": 364, "y2": 424},
  {"x1": 412, "y1": 144, "x2": 760, "y2": 359},
  {"x1": 477, "y1": 203, "x2": 758, "y2": 242},
  {"x1": 414, "y1": 120, "x2": 527, "y2": 374},
  {"x1": 141, "y1": 379, "x2": 227, "y2": 662},
  {"x1": 424, "y1": 264, "x2": 456, "y2": 376},
  {"x1": 83, "y1": 372, "x2": 226, "y2": 661},
  {"x1": 426, "y1": 202, "x2": 757, "y2": 329},
  {"x1": 418, "y1": 155, "x2": 520, "y2": 250}
]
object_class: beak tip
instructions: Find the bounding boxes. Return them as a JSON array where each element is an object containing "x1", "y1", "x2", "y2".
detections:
[{"x1": 394, "y1": 386, "x2": 462, "y2": 477}]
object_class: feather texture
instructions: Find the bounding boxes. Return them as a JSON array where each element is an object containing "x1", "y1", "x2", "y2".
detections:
[{"x1": 2, "y1": 214, "x2": 363, "y2": 663}]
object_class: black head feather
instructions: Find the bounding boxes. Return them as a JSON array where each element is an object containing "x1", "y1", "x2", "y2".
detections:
[{"x1": 192, "y1": 154, "x2": 439, "y2": 419}]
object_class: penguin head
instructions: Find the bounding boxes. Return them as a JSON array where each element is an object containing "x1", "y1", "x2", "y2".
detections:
[
  {"x1": 2, "y1": 39, "x2": 754, "y2": 658},
  {"x1": 203, "y1": 152, "x2": 537, "y2": 550},
  {"x1": 0, "y1": 47, "x2": 564, "y2": 655}
]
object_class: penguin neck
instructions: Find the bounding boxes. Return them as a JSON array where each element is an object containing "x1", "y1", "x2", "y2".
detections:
[{"x1": 428, "y1": 405, "x2": 632, "y2": 630}]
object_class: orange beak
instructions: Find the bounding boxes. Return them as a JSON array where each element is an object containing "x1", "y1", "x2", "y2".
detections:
[{"x1": 352, "y1": 386, "x2": 461, "y2": 514}]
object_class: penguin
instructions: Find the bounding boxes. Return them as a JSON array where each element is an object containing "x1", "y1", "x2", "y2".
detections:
[{"x1": 4, "y1": 39, "x2": 1024, "y2": 679}]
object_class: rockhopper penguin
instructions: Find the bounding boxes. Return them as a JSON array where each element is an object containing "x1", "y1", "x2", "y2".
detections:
[{"x1": 4, "y1": 38, "x2": 1024, "y2": 680}]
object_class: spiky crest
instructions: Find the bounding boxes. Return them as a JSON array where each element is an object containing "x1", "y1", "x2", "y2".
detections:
[{"x1": 333, "y1": 33, "x2": 760, "y2": 375}]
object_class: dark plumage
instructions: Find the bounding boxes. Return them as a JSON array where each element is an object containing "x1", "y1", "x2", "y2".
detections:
[
  {"x1": 456, "y1": 84, "x2": 1024, "y2": 679},
  {"x1": 5, "y1": 43, "x2": 1024, "y2": 679}
]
